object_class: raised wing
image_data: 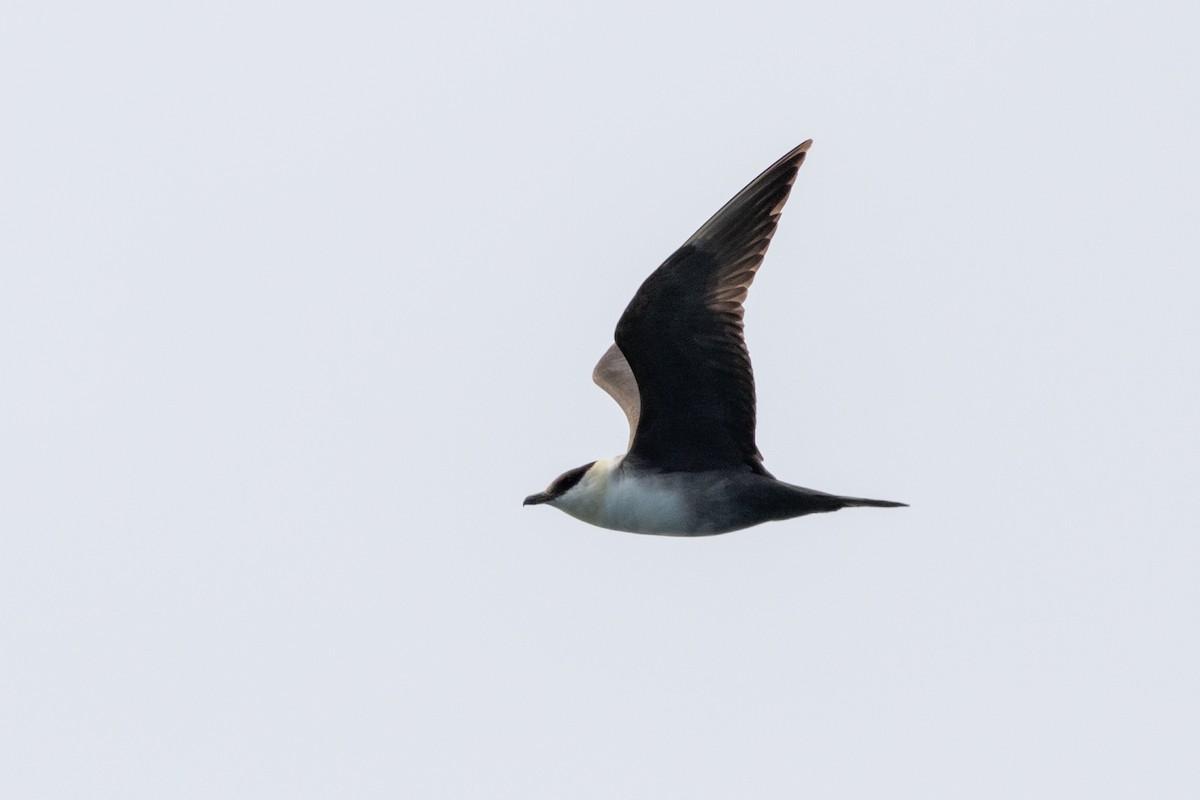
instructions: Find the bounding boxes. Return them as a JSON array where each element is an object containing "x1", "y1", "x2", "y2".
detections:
[
  {"x1": 592, "y1": 343, "x2": 641, "y2": 450},
  {"x1": 614, "y1": 141, "x2": 811, "y2": 473}
]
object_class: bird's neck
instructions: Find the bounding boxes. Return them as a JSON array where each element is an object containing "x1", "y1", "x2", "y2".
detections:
[{"x1": 552, "y1": 456, "x2": 623, "y2": 521}]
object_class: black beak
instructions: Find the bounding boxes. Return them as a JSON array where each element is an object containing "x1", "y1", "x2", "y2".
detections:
[{"x1": 523, "y1": 492, "x2": 552, "y2": 506}]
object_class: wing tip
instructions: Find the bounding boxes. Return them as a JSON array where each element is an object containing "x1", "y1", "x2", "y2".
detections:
[
  {"x1": 778, "y1": 139, "x2": 813, "y2": 168},
  {"x1": 684, "y1": 139, "x2": 814, "y2": 249}
]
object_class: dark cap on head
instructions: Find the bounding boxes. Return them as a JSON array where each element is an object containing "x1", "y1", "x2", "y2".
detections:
[{"x1": 523, "y1": 461, "x2": 596, "y2": 506}]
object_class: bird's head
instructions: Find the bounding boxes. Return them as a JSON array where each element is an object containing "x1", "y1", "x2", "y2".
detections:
[{"x1": 523, "y1": 461, "x2": 597, "y2": 507}]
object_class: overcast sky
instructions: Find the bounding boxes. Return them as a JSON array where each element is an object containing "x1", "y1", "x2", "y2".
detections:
[{"x1": 3, "y1": 1, "x2": 1199, "y2": 797}]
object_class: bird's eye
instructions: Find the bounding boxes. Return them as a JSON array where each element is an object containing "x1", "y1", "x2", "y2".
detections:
[{"x1": 551, "y1": 463, "x2": 594, "y2": 495}]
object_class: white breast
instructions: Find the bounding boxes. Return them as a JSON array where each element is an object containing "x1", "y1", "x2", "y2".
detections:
[{"x1": 550, "y1": 457, "x2": 698, "y2": 535}]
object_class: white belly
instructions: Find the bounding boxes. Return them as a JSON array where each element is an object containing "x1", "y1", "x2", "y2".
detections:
[{"x1": 551, "y1": 458, "x2": 705, "y2": 535}]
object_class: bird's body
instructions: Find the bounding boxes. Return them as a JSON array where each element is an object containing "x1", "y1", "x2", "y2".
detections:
[
  {"x1": 525, "y1": 141, "x2": 904, "y2": 535},
  {"x1": 549, "y1": 457, "x2": 900, "y2": 536}
]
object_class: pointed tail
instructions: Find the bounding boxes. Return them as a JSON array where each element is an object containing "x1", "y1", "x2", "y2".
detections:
[{"x1": 836, "y1": 495, "x2": 908, "y2": 509}]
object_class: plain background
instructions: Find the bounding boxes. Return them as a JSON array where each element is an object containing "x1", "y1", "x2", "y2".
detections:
[{"x1": 3, "y1": 1, "x2": 1198, "y2": 797}]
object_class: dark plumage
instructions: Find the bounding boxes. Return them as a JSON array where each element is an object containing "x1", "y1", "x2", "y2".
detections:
[{"x1": 525, "y1": 141, "x2": 905, "y2": 534}]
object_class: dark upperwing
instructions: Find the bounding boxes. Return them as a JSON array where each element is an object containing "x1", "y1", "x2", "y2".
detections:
[{"x1": 614, "y1": 141, "x2": 811, "y2": 473}]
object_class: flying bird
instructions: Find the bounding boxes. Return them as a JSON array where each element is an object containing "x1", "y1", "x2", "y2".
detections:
[{"x1": 524, "y1": 141, "x2": 905, "y2": 535}]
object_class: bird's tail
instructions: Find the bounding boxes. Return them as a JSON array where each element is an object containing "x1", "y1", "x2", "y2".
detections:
[
  {"x1": 756, "y1": 480, "x2": 907, "y2": 520},
  {"x1": 834, "y1": 495, "x2": 908, "y2": 509}
]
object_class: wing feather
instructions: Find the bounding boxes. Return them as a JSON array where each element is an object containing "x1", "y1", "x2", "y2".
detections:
[
  {"x1": 591, "y1": 343, "x2": 641, "y2": 450},
  {"x1": 614, "y1": 141, "x2": 811, "y2": 472}
]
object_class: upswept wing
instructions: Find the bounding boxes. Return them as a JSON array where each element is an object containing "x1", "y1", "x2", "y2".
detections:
[{"x1": 614, "y1": 141, "x2": 812, "y2": 472}]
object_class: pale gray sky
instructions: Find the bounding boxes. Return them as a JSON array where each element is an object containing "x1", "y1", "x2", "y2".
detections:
[{"x1": 3, "y1": 1, "x2": 1198, "y2": 797}]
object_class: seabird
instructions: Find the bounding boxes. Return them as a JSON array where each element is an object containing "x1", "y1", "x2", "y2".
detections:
[{"x1": 524, "y1": 141, "x2": 905, "y2": 535}]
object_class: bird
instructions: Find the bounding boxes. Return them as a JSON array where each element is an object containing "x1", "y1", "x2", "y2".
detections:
[{"x1": 524, "y1": 141, "x2": 905, "y2": 535}]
